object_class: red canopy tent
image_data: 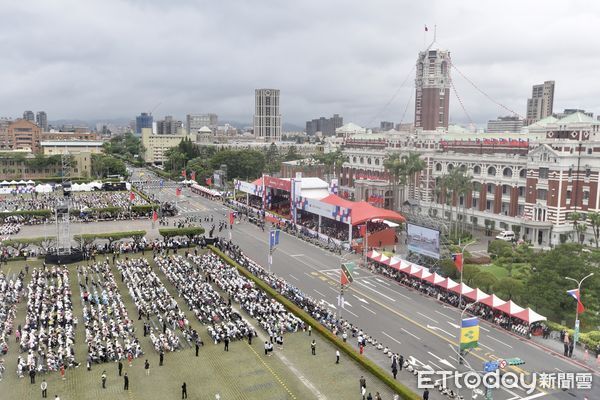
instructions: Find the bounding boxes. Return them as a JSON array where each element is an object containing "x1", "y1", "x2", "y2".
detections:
[
  {"x1": 424, "y1": 272, "x2": 445, "y2": 285},
  {"x1": 512, "y1": 308, "x2": 547, "y2": 323},
  {"x1": 407, "y1": 265, "x2": 423, "y2": 276},
  {"x1": 496, "y1": 300, "x2": 525, "y2": 316},
  {"x1": 413, "y1": 268, "x2": 432, "y2": 280},
  {"x1": 389, "y1": 258, "x2": 401, "y2": 270},
  {"x1": 437, "y1": 278, "x2": 459, "y2": 291},
  {"x1": 449, "y1": 282, "x2": 474, "y2": 295},
  {"x1": 480, "y1": 294, "x2": 507, "y2": 309},
  {"x1": 464, "y1": 288, "x2": 490, "y2": 302},
  {"x1": 320, "y1": 194, "x2": 406, "y2": 225}
]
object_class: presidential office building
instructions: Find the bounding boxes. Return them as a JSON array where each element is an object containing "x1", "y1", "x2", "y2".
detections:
[{"x1": 338, "y1": 112, "x2": 600, "y2": 248}]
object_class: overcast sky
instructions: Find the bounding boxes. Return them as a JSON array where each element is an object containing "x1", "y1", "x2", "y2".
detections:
[{"x1": 1, "y1": 0, "x2": 599, "y2": 128}]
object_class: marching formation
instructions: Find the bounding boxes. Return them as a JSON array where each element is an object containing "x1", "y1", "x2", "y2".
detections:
[{"x1": 0, "y1": 271, "x2": 24, "y2": 355}]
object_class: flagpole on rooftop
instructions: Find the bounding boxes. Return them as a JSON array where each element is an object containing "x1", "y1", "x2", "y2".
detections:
[{"x1": 565, "y1": 273, "x2": 594, "y2": 350}]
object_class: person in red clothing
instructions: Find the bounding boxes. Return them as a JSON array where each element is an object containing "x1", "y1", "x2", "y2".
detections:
[{"x1": 59, "y1": 364, "x2": 65, "y2": 380}]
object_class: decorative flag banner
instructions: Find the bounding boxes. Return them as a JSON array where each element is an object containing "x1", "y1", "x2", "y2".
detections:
[
  {"x1": 337, "y1": 294, "x2": 345, "y2": 309},
  {"x1": 341, "y1": 261, "x2": 355, "y2": 285},
  {"x1": 341, "y1": 269, "x2": 349, "y2": 286},
  {"x1": 567, "y1": 288, "x2": 585, "y2": 313},
  {"x1": 191, "y1": 171, "x2": 196, "y2": 181},
  {"x1": 269, "y1": 229, "x2": 280, "y2": 252},
  {"x1": 175, "y1": 187, "x2": 182, "y2": 196},
  {"x1": 452, "y1": 253, "x2": 464, "y2": 273},
  {"x1": 229, "y1": 211, "x2": 235, "y2": 225},
  {"x1": 129, "y1": 192, "x2": 136, "y2": 202},
  {"x1": 460, "y1": 317, "x2": 480, "y2": 350},
  {"x1": 152, "y1": 210, "x2": 158, "y2": 222},
  {"x1": 181, "y1": 169, "x2": 186, "y2": 178},
  {"x1": 358, "y1": 224, "x2": 367, "y2": 237}
]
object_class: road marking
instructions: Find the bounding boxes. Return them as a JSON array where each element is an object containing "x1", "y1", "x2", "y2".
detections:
[
  {"x1": 374, "y1": 278, "x2": 390, "y2": 286},
  {"x1": 428, "y1": 361, "x2": 441, "y2": 370},
  {"x1": 381, "y1": 331, "x2": 402, "y2": 345},
  {"x1": 479, "y1": 325, "x2": 490, "y2": 332},
  {"x1": 479, "y1": 342, "x2": 495, "y2": 352},
  {"x1": 401, "y1": 328, "x2": 421, "y2": 340},
  {"x1": 417, "y1": 312, "x2": 437, "y2": 323},
  {"x1": 361, "y1": 305, "x2": 376, "y2": 315},
  {"x1": 290, "y1": 254, "x2": 305, "y2": 257},
  {"x1": 489, "y1": 336, "x2": 513, "y2": 348},
  {"x1": 426, "y1": 324, "x2": 454, "y2": 337},
  {"x1": 519, "y1": 392, "x2": 548, "y2": 400},
  {"x1": 435, "y1": 310, "x2": 453, "y2": 319},
  {"x1": 554, "y1": 367, "x2": 563, "y2": 372},
  {"x1": 313, "y1": 289, "x2": 326, "y2": 297},
  {"x1": 353, "y1": 295, "x2": 369, "y2": 304},
  {"x1": 288, "y1": 274, "x2": 299, "y2": 281},
  {"x1": 327, "y1": 287, "x2": 339, "y2": 295},
  {"x1": 427, "y1": 351, "x2": 455, "y2": 369},
  {"x1": 303, "y1": 272, "x2": 314, "y2": 279},
  {"x1": 356, "y1": 282, "x2": 396, "y2": 302},
  {"x1": 362, "y1": 279, "x2": 376, "y2": 287},
  {"x1": 343, "y1": 309, "x2": 359, "y2": 318},
  {"x1": 447, "y1": 321, "x2": 460, "y2": 329}
]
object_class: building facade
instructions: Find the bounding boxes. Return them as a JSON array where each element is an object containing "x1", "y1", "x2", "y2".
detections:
[
  {"x1": 414, "y1": 49, "x2": 451, "y2": 131},
  {"x1": 0, "y1": 152, "x2": 91, "y2": 179},
  {"x1": 36, "y1": 111, "x2": 48, "y2": 131},
  {"x1": 141, "y1": 128, "x2": 191, "y2": 164},
  {"x1": 487, "y1": 116, "x2": 524, "y2": 133},
  {"x1": 187, "y1": 113, "x2": 218, "y2": 134},
  {"x1": 526, "y1": 81, "x2": 555, "y2": 125},
  {"x1": 254, "y1": 88, "x2": 281, "y2": 142},
  {"x1": 156, "y1": 116, "x2": 183, "y2": 135},
  {"x1": 3, "y1": 119, "x2": 43, "y2": 152},
  {"x1": 41, "y1": 140, "x2": 104, "y2": 155},
  {"x1": 305, "y1": 114, "x2": 343, "y2": 136},
  {"x1": 135, "y1": 112, "x2": 154, "y2": 134},
  {"x1": 23, "y1": 110, "x2": 35, "y2": 122},
  {"x1": 339, "y1": 112, "x2": 600, "y2": 248}
]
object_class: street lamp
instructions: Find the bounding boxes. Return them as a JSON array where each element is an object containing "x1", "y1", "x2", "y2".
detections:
[
  {"x1": 339, "y1": 251, "x2": 355, "y2": 321},
  {"x1": 565, "y1": 272, "x2": 594, "y2": 349}
]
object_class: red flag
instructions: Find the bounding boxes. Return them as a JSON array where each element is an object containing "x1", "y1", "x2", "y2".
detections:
[
  {"x1": 567, "y1": 289, "x2": 585, "y2": 313},
  {"x1": 358, "y1": 224, "x2": 367, "y2": 237},
  {"x1": 452, "y1": 253, "x2": 463, "y2": 272},
  {"x1": 206, "y1": 177, "x2": 212, "y2": 186},
  {"x1": 229, "y1": 212, "x2": 235, "y2": 225},
  {"x1": 175, "y1": 187, "x2": 182, "y2": 196},
  {"x1": 152, "y1": 210, "x2": 158, "y2": 221},
  {"x1": 191, "y1": 171, "x2": 196, "y2": 181},
  {"x1": 341, "y1": 269, "x2": 349, "y2": 286},
  {"x1": 181, "y1": 169, "x2": 186, "y2": 178},
  {"x1": 129, "y1": 191, "x2": 135, "y2": 202}
]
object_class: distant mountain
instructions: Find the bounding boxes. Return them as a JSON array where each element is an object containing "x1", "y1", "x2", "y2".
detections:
[{"x1": 49, "y1": 118, "x2": 132, "y2": 128}]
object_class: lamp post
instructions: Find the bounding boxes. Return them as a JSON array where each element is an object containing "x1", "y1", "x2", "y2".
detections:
[
  {"x1": 456, "y1": 239, "x2": 476, "y2": 313},
  {"x1": 565, "y1": 273, "x2": 594, "y2": 349},
  {"x1": 339, "y1": 251, "x2": 355, "y2": 321}
]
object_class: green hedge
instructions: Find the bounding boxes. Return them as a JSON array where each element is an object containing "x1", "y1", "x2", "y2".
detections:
[
  {"x1": 0, "y1": 210, "x2": 52, "y2": 219},
  {"x1": 544, "y1": 321, "x2": 600, "y2": 350},
  {"x1": 131, "y1": 204, "x2": 156, "y2": 214},
  {"x1": 159, "y1": 227, "x2": 205, "y2": 239},
  {"x1": 208, "y1": 245, "x2": 419, "y2": 400},
  {"x1": 74, "y1": 230, "x2": 146, "y2": 242}
]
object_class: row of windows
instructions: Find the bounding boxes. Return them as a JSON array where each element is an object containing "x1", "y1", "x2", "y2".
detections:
[
  {"x1": 435, "y1": 163, "x2": 527, "y2": 178},
  {"x1": 351, "y1": 156, "x2": 381, "y2": 166}
]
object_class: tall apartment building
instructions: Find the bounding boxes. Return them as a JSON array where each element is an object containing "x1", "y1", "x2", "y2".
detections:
[
  {"x1": 156, "y1": 115, "x2": 183, "y2": 135},
  {"x1": 414, "y1": 49, "x2": 451, "y2": 131},
  {"x1": 6, "y1": 119, "x2": 42, "y2": 152},
  {"x1": 254, "y1": 88, "x2": 281, "y2": 142},
  {"x1": 526, "y1": 81, "x2": 555, "y2": 125},
  {"x1": 23, "y1": 110, "x2": 35, "y2": 122},
  {"x1": 135, "y1": 112, "x2": 153, "y2": 134},
  {"x1": 380, "y1": 121, "x2": 394, "y2": 132},
  {"x1": 305, "y1": 114, "x2": 343, "y2": 136},
  {"x1": 36, "y1": 111, "x2": 48, "y2": 131},
  {"x1": 487, "y1": 116, "x2": 524, "y2": 133},
  {"x1": 187, "y1": 113, "x2": 218, "y2": 133}
]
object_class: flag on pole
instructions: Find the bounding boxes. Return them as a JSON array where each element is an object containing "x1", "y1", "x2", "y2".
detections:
[
  {"x1": 452, "y1": 253, "x2": 464, "y2": 272},
  {"x1": 181, "y1": 169, "x2": 186, "y2": 178},
  {"x1": 269, "y1": 229, "x2": 280, "y2": 251},
  {"x1": 129, "y1": 191, "x2": 136, "y2": 202},
  {"x1": 358, "y1": 224, "x2": 367, "y2": 237},
  {"x1": 460, "y1": 317, "x2": 480, "y2": 350},
  {"x1": 341, "y1": 269, "x2": 349, "y2": 286},
  {"x1": 567, "y1": 289, "x2": 585, "y2": 313},
  {"x1": 337, "y1": 294, "x2": 345, "y2": 309},
  {"x1": 191, "y1": 171, "x2": 196, "y2": 181},
  {"x1": 229, "y1": 211, "x2": 235, "y2": 225},
  {"x1": 175, "y1": 187, "x2": 182, "y2": 196},
  {"x1": 152, "y1": 210, "x2": 158, "y2": 222},
  {"x1": 206, "y1": 177, "x2": 212, "y2": 186}
]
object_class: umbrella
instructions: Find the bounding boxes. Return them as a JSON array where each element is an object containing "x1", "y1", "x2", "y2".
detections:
[{"x1": 512, "y1": 308, "x2": 547, "y2": 323}]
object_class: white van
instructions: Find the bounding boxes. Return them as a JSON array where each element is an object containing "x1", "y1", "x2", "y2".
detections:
[{"x1": 495, "y1": 230, "x2": 515, "y2": 241}]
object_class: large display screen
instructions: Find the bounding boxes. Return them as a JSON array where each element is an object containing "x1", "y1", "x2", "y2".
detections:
[{"x1": 407, "y1": 223, "x2": 440, "y2": 259}]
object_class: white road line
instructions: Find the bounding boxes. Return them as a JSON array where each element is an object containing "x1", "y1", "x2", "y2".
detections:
[
  {"x1": 401, "y1": 327, "x2": 421, "y2": 340},
  {"x1": 381, "y1": 331, "x2": 402, "y2": 345},
  {"x1": 519, "y1": 392, "x2": 548, "y2": 400},
  {"x1": 479, "y1": 325, "x2": 490, "y2": 332},
  {"x1": 288, "y1": 274, "x2": 299, "y2": 281},
  {"x1": 303, "y1": 272, "x2": 314, "y2": 279},
  {"x1": 417, "y1": 312, "x2": 437, "y2": 323},
  {"x1": 554, "y1": 367, "x2": 563, "y2": 372},
  {"x1": 344, "y1": 308, "x2": 359, "y2": 318},
  {"x1": 361, "y1": 305, "x2": 376, "y2": 315},
  {"x1": 429, "y1": 361, "x2": 442, "y2": 370},
  {"x1": 327, "y1": 287, "x2": 339, "y2": 295},
  {"x1": 362, "y1": 280, "x2": 376, "y2": 287},
  {"x1": 375, "y1": 278, "x2": 391, "y2": 286},
  {"x1": 479, "y1": 342, "x2": 495, "y2": 352},
  {"x1": 356, "y1": 282, "x2": 396, "y2": 302},
  {"x1": 290, "y1": 254, "x2": 305, "y2": 257},
  {"x1": 435, "y1": 310, "x2": 453, "y2": 319},
  {"x1": 488, "y1": 336, "x2": 513, "y2": 348},
  {"x1": 314, "y1": 289, "x2": 326, "y2": 297}
]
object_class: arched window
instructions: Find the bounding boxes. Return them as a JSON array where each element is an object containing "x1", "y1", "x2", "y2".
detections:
[
  {"x1": 435, "y1": 163, "x2": 442, "y2": 171},
  {"x1": 447, "y1": 163, "x2": 454, "y2": 172},
  {"x1": 375, "y1": 158, "x2": 380, "y2": 166},
  {"x1": 367, "y1": 158, "x2": 372, "y2": 165},
  {"x1": 519, "y1": 169, "x2": 526, "y2": 178},
  {"x1": 473, "y1": 165, "x2": 481, "y2": 174},
  {"x1": 459, "y1": 164, "x2": 467, "y2": 172},
  {"x1": 352, "y1": 156, "x2": 357, "y2": 163},
  {"x1": 360, "y1": 157, "x2": 364, "y2": 164},
  {"x1": 503, "y1": 167, "x2": 513, "y2": 177},
  {"x1": 487, "y1": 166, "x2": 496, "y2": 176}
]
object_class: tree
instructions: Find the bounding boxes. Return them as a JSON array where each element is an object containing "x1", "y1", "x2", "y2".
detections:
[
  {"x1": 284, "y1": 145, "x2": 302, "y2": 161},
  {"x1": 568, "y1": 212, "x2": 583, "y2": 243},
  {"x1": 383, "y1": 153, "x2": 407, "y2": 211},
  {"x1": 588, "y1": 211, "x2": 600, "y2": 248},
  {"x1": 91, "y1": 154, "x2": 127, "y2": 178},
  {"x1": 471, "y1": 271, "x2": 498, "y2": 293},
  {"x1": 462, "y1": 265, "x2": 480, "y2": 286},
  {"x1": 187, "y1": 157, "x2": 211, "y2": 182},
  {"x1": 265, "y1": 143, "x2": 281, "y2": 175},
  {"x1": 210, "y1": 149, "x2": 265, "y2": 180},
  {"x1": 493, "y1": 277, "x2": 524, "y2": 302},
  {"x1": 403, "y1": 152, "x2": 426, "y2": 200},
  {"x1": 314, "y1": 150, "x2": 346, "y2": 179}
]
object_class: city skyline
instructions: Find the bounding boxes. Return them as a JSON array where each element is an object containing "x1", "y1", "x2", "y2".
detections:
[{"x1": 0, "y1": 1, "x2": 599, "y2": 127}]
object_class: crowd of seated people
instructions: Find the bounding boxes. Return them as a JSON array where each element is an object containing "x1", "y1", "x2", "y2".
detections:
[
  {"x1": 115, "y1": 258, "x2": 184, "y2": 353},
  {"x1": 0, "y1": 271, "x2": 24, "y2": 355},
  {"x1": 156, "y1": 255, "x2": 253, "y2": 344},
  {"x1": 1, "y1": 191, "x2": 148, "y2": 212},
  {"x1": 0, "y1": 223, "x2": 21, "y2": 236},
  {"x1": 188, "y1": 252, "x2": 303, "y2": 335},
  {"x1": 78, "y1": 262, "x2": 143, "y2": 364},
  {"x1": 19, "y1": 266, "x2": 77, "y2": 376}
]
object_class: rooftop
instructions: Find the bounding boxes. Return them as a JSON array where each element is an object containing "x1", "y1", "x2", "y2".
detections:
[{"x1": 40, "y1": 140, "x2": 104, "y2": 146}]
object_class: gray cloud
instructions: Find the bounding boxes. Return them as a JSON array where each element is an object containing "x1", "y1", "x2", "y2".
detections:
[{"x1": 0, "y1": 0, "x2": 598, "y2": 127}]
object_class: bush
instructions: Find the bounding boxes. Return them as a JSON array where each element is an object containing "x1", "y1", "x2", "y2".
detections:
[
  {"x1": 74, "y1": 230, "x2": 146, "y2": 245},
  {"x1": 209, "y1": 245, "x2": 420, "y2": 400},
  {"x1": 0, "y1": 210, "x2": 52, "y2": 220},
  {"x1": 159, "y1": 227, "x2": 204, "y2": 239}
]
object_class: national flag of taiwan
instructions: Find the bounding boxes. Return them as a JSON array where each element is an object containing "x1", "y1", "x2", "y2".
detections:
[
  {"x1": 567, "y1": 289, "x2": 585, "y2": 313},
  {"x1": 191, "y1": 171, "x2": 196, "y2": 181},
  {"x1": 175, "y1": 187, "x2": 182, "y2": 196},
  {"x1": 129, "y1": 192, "x2": 136, "y2": 202},
  {"x1": 152, "y1": 210, "x2": 158, "y2": 222},
  {"x1": 358, "y1": 224, "x2": 367, "y2": 237},
  {"x1": 181, "y1": 169, "x2": 186, "y2": 178},
  {"x1": 452, "y1": 253, "x2": 464, "y2": 272},
  {"x1": 229, "y1": 211, "x2": 235, "y2": 225}
]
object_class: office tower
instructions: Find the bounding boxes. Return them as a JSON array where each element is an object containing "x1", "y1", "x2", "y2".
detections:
[
  {"x1": 135, "y1": 112, "x2": 154, "y2": 134},
  {"x1": 526, "y1": 81, "x2": 555, "y2": 125},
  {"x1": 414, "y1": 49, "x2": 451, "y2": 131},
  {"x1": 486, "y1": 116, "x2": 524, "y2": 133},
  {"x1": 254, "y1": 88, "x2": 281, "y2": 142},
  {"x1": 187, "y1": 113, "x2": 218, "y2": 133},
  {"x1": 380, "y1": 121, "x2": 394, "y2": 131},
  {"x1": 155, "y1": 116, "x2": 183, "y2": 135},
  {"x1": 36, "y1": 111, "x2": 48, "y2": 131},
  {"x1": 305, "y1": 114, "x2": 343, "y2": 136},
  {"x1": 23, "y1": 110, "x2": 35, "y2": 122}
]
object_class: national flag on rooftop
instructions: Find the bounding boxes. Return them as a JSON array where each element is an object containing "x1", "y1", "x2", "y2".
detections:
[
  {"x1": 460, "y1": 317, "x2": 479, "y2": 350},
  {"x1": 567, "y1": 288, "x2": 585, "y2": 313},
  {"x1": 129, "y1": 191, "x2": 136, "y2": 202},
  {"x1": 152, "y1": 210, "x2": 158, "y2": 222},
  {"x1": 452, "y1": 253, "x2": 464, "y2": 272}
]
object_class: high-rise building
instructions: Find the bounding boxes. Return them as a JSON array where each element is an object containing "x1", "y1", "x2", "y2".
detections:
[
  {"x1": 254, "y1": 89, "x2": 281, "y2": 142},
  {"x1": 187, "y1": 113, "x2": 218, "y2": 133},
  {"x1": 526, "y1": 81, "x2": 555, "y2": 125},
  {"x1": 305, "y1": 114, "x2": 343, "y2": 136},
  {"x1": 487, "y1": 116, "x2": 524, "y2": 133},
  {"x1": 23, "y1": 110, "x2": 35, "y2": 122},
  {"x1": 135, "y1": 112, "x2": 153, "y2": 134},
  {"x1": 36, "y1": 111, "x2": 48, "y2": 131},
  {"x1": 414, "y1": 49, "x2": 451, "y2": 131},
  {"x1": 380, "y1": 121, "x2": 394, "y2": 132},
  {"x1": 156, "y1": 116, "x2": 183, "y2": 135}
]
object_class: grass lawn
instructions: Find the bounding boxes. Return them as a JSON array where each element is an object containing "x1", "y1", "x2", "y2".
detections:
[
  {"x1": 472, "y1": 262, "x2": 532, "y2": 281},
  {"x1": 472, "y1": 263, "x2": 509, "y2": 279},
  {"x1": 0, "y1": 252, "x2": 397, "y2": 400}
]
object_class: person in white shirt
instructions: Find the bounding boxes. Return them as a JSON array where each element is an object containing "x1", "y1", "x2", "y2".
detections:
[{"x1": 40, "y1": 379, "x2": 47, "y2": 398}]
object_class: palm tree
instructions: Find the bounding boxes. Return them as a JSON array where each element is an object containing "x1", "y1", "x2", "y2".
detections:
[
  {"x1": 403, "y1": 152, "x2": 426, "y2": 200},
  {"x1": 568, "y1": 212, "x2": 582, "y2": 244},
  {"x1": 588, "y1": 211, "x2": 600, "y2": 248},
  {"x1": 384, "y1": 153, "x2": 408, "y2": 211}
]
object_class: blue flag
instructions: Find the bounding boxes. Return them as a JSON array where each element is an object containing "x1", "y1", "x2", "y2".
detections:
[{"x1": 269, "y1": 229, "x2": 280, "y2": 250}]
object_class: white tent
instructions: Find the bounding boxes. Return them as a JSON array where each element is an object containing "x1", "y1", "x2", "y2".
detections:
[
  {"x1": 35, "y1": 184, "x2": 53, "y2": 193},
  {"x1": 9, "y1": 180, "x2": 18, "y2": 185},
  {"x1": 0, "y1": 180, "x2": 9, "y2": 185},
  {"x1": 26, "y1": 179, "x2": 35, "y2": 185},
  {"x1": 17, "y1": 180, "x2": 26, "y2": 185}
]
